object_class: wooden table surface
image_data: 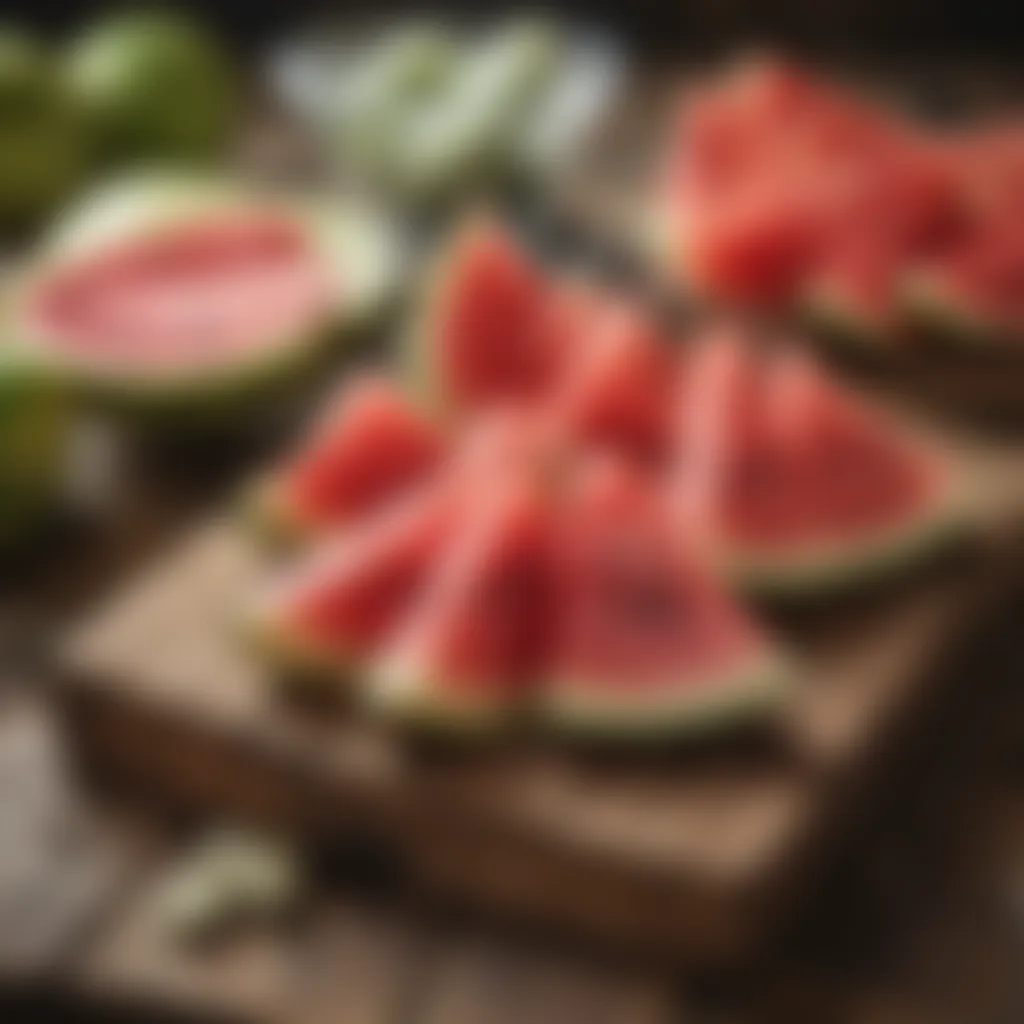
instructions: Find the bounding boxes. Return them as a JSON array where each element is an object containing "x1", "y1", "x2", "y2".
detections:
[{"x1": 3, "y1": 633, "x2": 1024, "y2": 1024}]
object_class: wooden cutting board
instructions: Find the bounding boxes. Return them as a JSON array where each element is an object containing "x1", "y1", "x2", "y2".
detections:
[{"x1": 54, "y1": 425, "x2": 1024, "y2": 966}]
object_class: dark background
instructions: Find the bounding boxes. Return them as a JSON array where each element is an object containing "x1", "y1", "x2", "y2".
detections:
[{"x1": 12, "y1": 0, "x2": 1024, "y2": 56}]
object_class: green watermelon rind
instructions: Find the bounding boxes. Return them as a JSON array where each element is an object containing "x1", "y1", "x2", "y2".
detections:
[
  {"x1": 4, "y1": 178, "x2": 399, "y2": 421},
  {"x1": 724, "y1": 475, "x2": 965, "y2": 599},
  {"x1": 541, "y1": 651, "x2": 792, "y2": 741},
  {"x1": 240, "y1": 596, "x2": 357, "y2": 696},
  {"x1": 800, "y1": 279, "x2": 897, "y2": 354},
  {"x1": 241, "y1": 472, "x2": 320, "y2": 552},
  {"x1": 366, "y1": 655, "x2": 516, "y2": 735},
  {"x1": 400, "y1": 215, "x2": 479, "y2": 421},
  {"x1": 901, "y1": 269, "x2": 1020, "y2": 349}
]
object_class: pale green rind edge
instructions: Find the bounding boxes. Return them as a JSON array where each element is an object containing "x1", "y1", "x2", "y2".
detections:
[
  {"x1": 902, "y1": 272, "x2": 1021, "y2": 350},
  {"x1": 800, "y1": 282, "x2": 895, "y2": 354},
  {"x1": 540, "y1": 652, "x2": 793, "y2": 741},
  {"x1": 240, "y1": 600, "x2": 357, "y2": 697},
  {"x1": 725, "y1": 476, "x2": 967, "y2": 599},
  {"x1": 365, "y1": 656, "x2": 516, "y2": 736},
  {"x1": 240, "y1": 473, "x2": 316, "y2": 553}
]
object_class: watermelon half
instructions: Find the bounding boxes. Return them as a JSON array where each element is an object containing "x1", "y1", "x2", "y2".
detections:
[
  {"x1": 5, "y1": 177, "x2": 397, "y2": 419},
  {"x1": 543, "y1": 457, "x2": 789, "y2": 739},
  {"x1": 678, "y1": 330, "x2": 962, "y2": 596},
  {"x1": 367, "y1": 476, "x2": 555, "y2": 733},
  {"x1": 244, "y1": 477, "x2": 460, "y2": 688},
  {"x1": 248, "y1": 375, "x2": 445, "y2": 546}
]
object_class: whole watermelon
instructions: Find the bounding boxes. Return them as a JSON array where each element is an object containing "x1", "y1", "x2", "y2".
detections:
[
  {"x1": 0, "y1": 28, "x2": 86, "y2": 227},
  {"x1": 66, "y1": 11, "x2": 237, "y2": 164}
]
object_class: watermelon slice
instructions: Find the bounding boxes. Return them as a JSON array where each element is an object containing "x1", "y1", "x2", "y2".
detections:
[
  {"x1": 245, "y1": 478, "x2": 460, "y2": 686},
  {"x1": 6, "y1": 177, "x2": 396, "y2": 419},
  {"x1": 407, "y1": 213, "x2": 552, "y2": 418},
  {"x1": 678, "y1": 330, "x2": 961, "y2": 595},
  {"x1": 248, "y1": 375, "x2": 445, "y2": 545},
  {"x1": 548, "y1": 304, "x2": 675, "y2": 466},
  {"x1": 543, "y1": 456, "x2": 788, "y2": 738},
  {"x1": 368, "y1": 477, "x2": 555, "y2": 732}
]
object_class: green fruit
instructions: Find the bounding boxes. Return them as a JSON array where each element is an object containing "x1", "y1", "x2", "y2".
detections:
[
  {"x1": 335, "y1": 23, "x2": 455, "y2": 176},
  {"x1": 394, "y1": 19, "x2": 561, "y2": 202},
  {"x1": 0, "y1": 28, "x2": 86, "y2": 226},
  {"x1": 66, "y1": 11, "x2": 236, "y2": 163},
  {"x1": 0, "y1": 352, "x2": 66, "y2": 550}
]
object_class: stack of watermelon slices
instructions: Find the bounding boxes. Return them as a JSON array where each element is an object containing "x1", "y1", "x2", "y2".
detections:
[
  {"x1": 655, "y1": 58, "x2": 1024, "y2": 348},
  {"x1": 245, "y1": 216, "x2": 963, "y2": 741}
]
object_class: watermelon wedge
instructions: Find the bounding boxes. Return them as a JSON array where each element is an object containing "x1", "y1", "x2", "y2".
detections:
[
  {"x1": 407, "y1": 213, "x2": 551, "y2": 418},
  {"x1": 245, "y1": 478, "x2": 460, "y2": 686},
  {"x1": 248, "y1": 375, "x2": 445, "y2": 545},
  {"x1": 678, "y1": 330, "x2": 962, "y2": 595},
  {"x1": 368, "y1": 477, "x2": 555, "y2": 732},
  {"x1": 548, "y1": 304, "x2": 674, "y2": 465},
  {"x1": 543, "y1": 457, "x2": 789, "y2": 739},
  {"x1": 5, "y1": 177, "x2": 396, "y2": 420}
]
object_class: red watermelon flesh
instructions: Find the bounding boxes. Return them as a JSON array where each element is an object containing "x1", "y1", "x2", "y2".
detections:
[
  {"x1": 662, "y1": 60, "x2": 964, "y2": 321},
  {"x1": 27, "y1": 214, "x2": 334, "y2": 373},
  {"x1": 548, "y1": 305, "x2": 675, "y2": 466},
  {"x1": 950, "y1": 125, "x2": 1024, "y2": 226},
  {"x1": 682, "y1": 182, "x2": 823, "y2": 307},
  {"x1": 678, "y1": 328, "x2": 816, "y2": 548},
  {"x1": 768, "y1": 352, "x2": 944, "y2": 536},
  {"x1": 546, "y1": 456, "x2": 782, "y2": 732},
  {"x1": 421, "y1": 215, "x2": 552, "y2": 414},
  {"x1": 262, "y1": 375, "x2": 445, "y2": 539},
  {"x1": 250, "y1": 478, "x2": 461, "y2": 674},
  {"x1": 369, "y1": 478, "x2": 556, "y2": 727},
  {"x1": 526, "y1": 280, "x2": 612, "y2": 396},
  {"x1": 452, "y1": 406, "x2": 566, "y2": 490},
  {"x1": 678, "y1": 331, "x2": 952, "y2": 586}
]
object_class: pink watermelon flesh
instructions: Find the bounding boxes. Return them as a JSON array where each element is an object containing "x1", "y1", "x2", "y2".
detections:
[
  {"x1": 254, "y1": 478, "x2": 460, "y2": 671},
  {"x1": 28, "y1": 214, "x2": 334, "y2": 373},
  {"x1": 268, "y1": 376, "x2": 445, "y2": 537},
  {"x1": 547, "y1": 456, "x2": 778, "y2": 728},
  {"x1": 424, "y1": 216, "x2": 552, "y2": 414},
  {"x1": 548, "y1": 305, "x2": 675, "y2": 466},
  {"x1": 370, "y1": 478, "x2": 556, "y2": 725},
  {"x1": 679, "y1": 330, "x2": 949, "y2": 579},
  {"x1": 451, "y1": 406, "x2": 565, "y2": 489}
]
